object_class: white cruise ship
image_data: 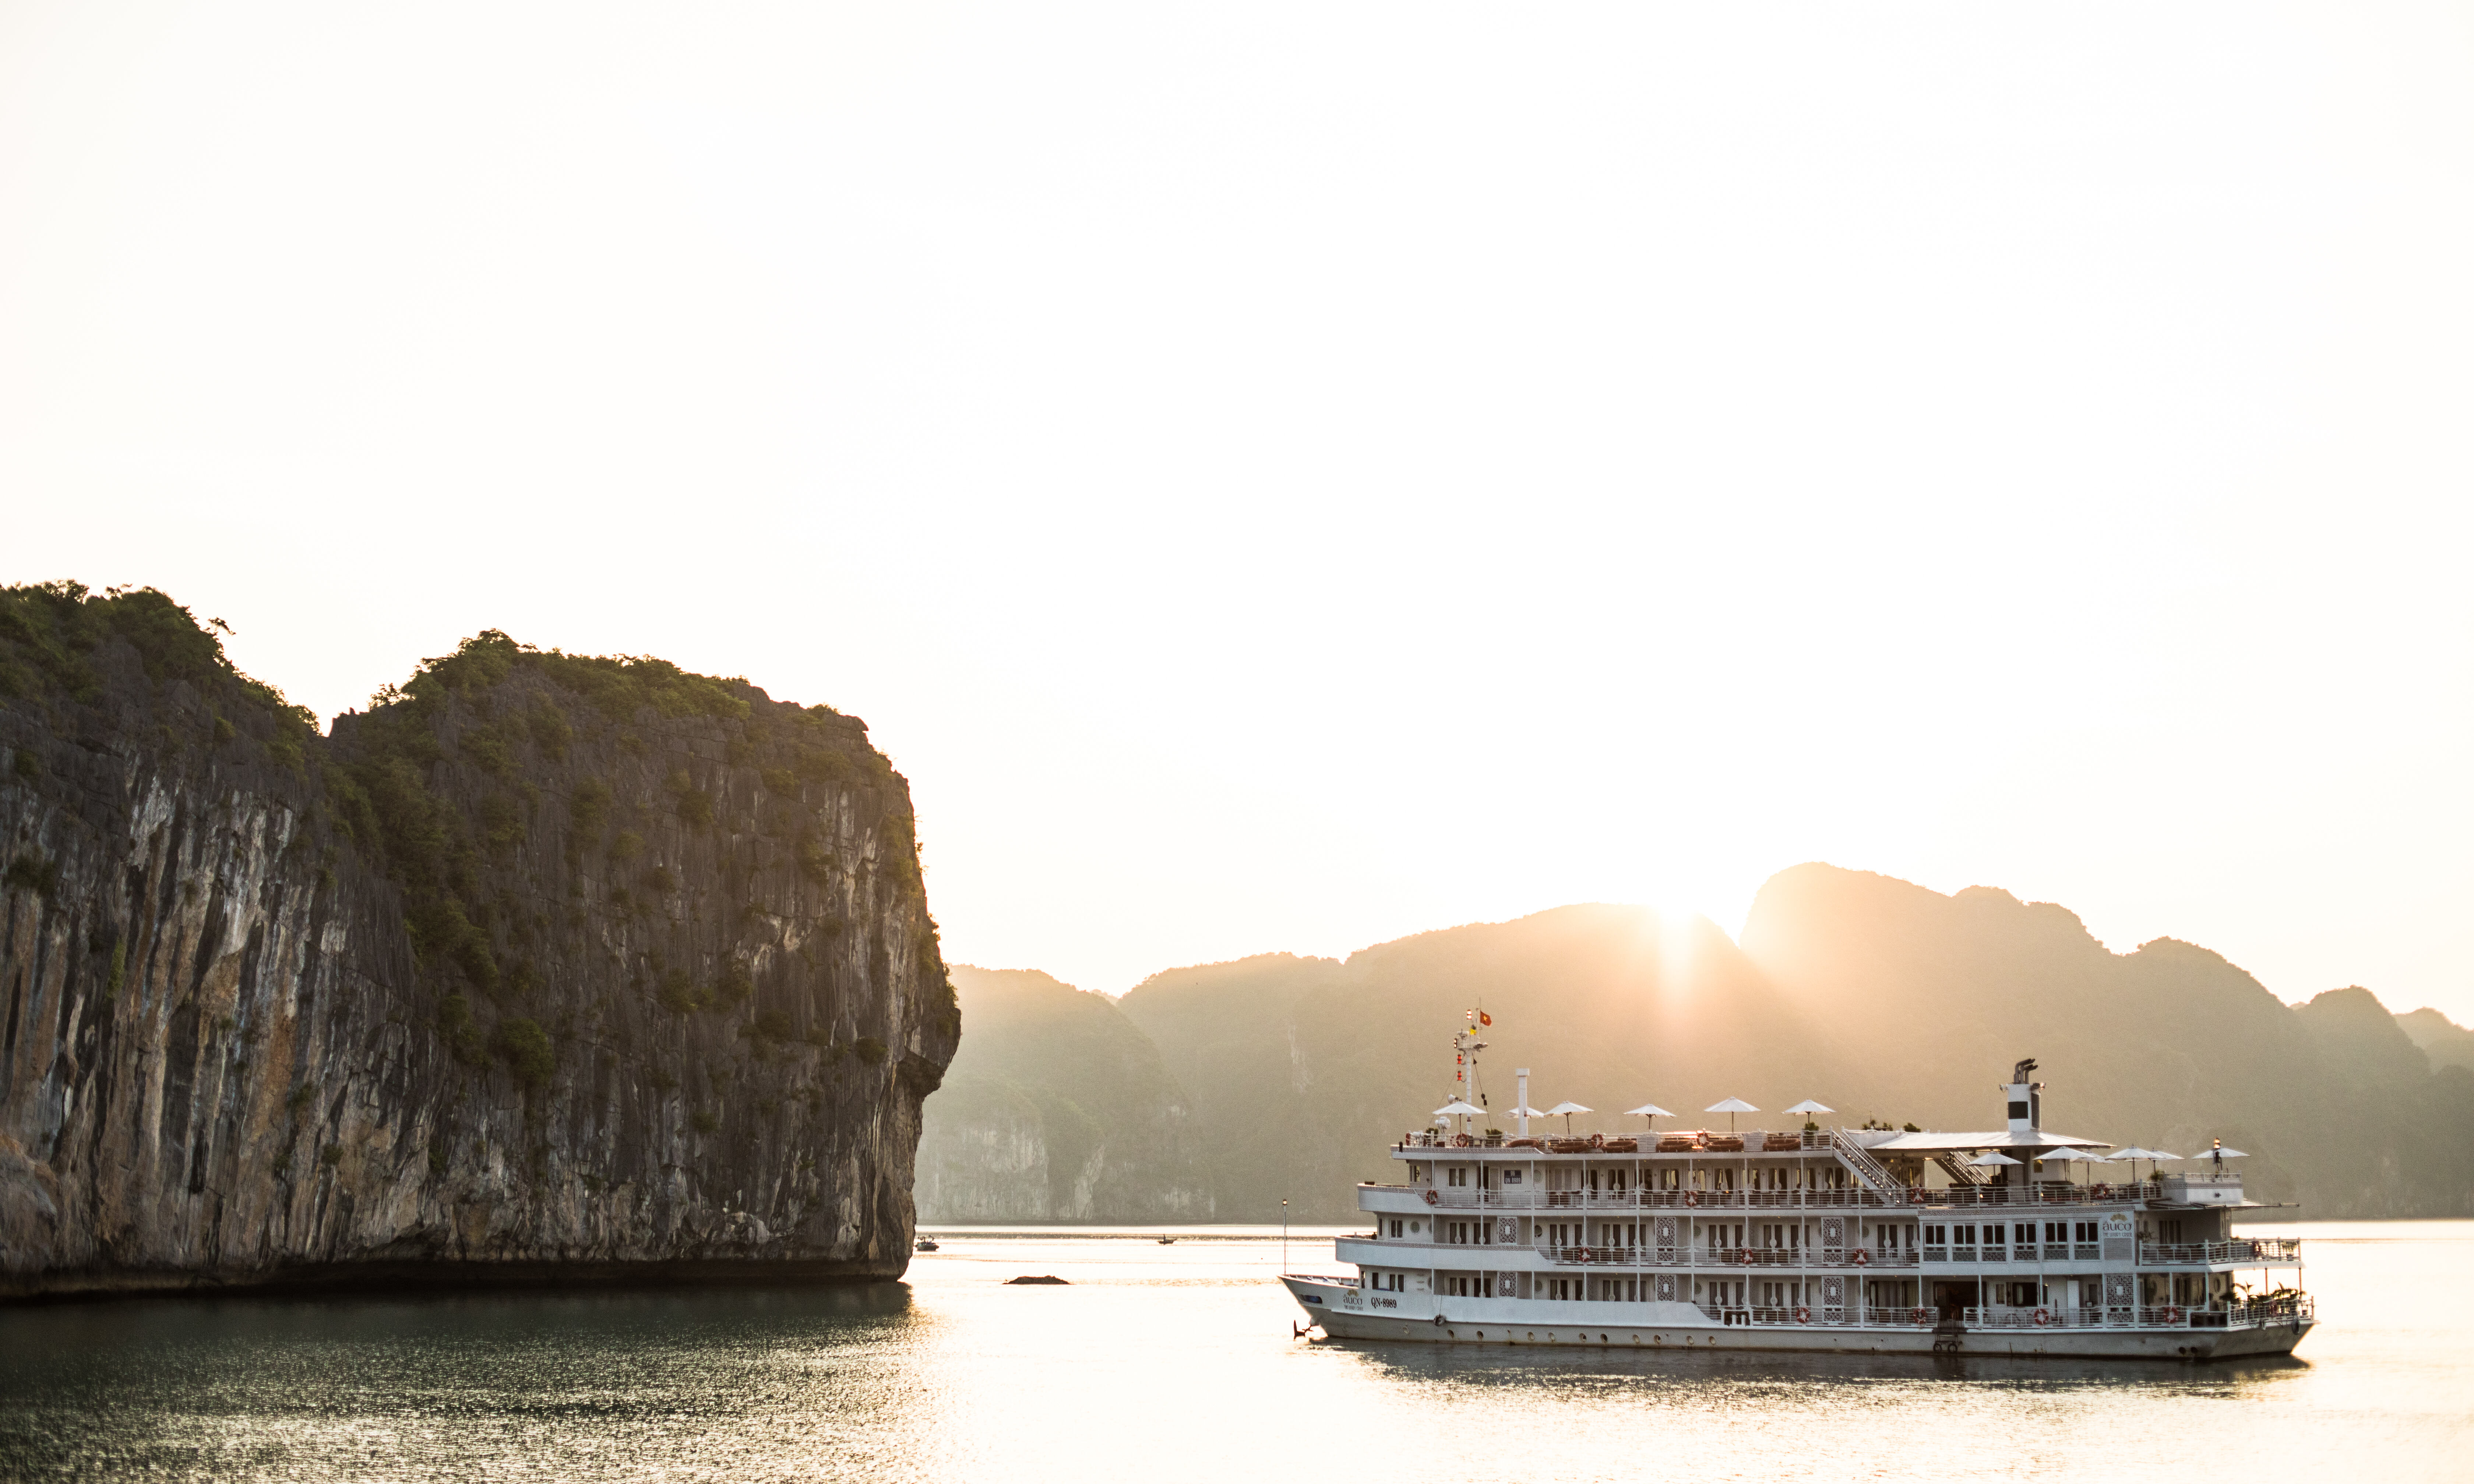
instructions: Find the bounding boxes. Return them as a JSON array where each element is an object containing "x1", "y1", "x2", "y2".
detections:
[{"x1": 1281, "y1": 1038, "x2": 2313, "y2": 1360}]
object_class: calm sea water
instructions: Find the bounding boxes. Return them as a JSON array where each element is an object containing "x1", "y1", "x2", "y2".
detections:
[{"x1": 1, "y1": 1219, "x2": 2467, "y2": 1482}]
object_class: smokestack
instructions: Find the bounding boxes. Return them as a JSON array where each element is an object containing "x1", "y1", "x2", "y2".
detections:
[{"x1": 2005, "y1": 1058, "x2": 2041, "y2": 1133}]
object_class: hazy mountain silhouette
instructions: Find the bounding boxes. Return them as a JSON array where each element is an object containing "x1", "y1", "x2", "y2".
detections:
[
  {"x1": 923, "y1": 866, "x2": 2474, "y2": 1222},
  {"x1": 2398, "y1": 1007, "x2": 2474, "y2": 1075},
  {"x1": 915, "y1": 967, "x2": 1212, "y2": 1221}
]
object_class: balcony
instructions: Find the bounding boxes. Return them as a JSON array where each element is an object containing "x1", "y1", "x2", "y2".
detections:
[
  {"x1": 1687, "y1": 1297, "x2": 2311, "y2": 1330},
  {"x1": 2139, "y1": 1237, "x2": 2301, "y2": 1266},
  {"x1": 1361, "y1": 1181, "x2": 2161, "y2": 1214},
  {"x1": 1528, "y1": 1244, "x2": 1920, "y2": 1270}
]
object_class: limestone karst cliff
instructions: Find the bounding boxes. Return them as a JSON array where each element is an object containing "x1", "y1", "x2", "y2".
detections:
[{"x1": 0, "y1": 583, "x2": 957, "y2": 1297}]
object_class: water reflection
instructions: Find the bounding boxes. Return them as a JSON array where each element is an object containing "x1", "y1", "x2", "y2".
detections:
[{"x1": 0, "y1": 1220, "x2": 2461, "y2": 1483}]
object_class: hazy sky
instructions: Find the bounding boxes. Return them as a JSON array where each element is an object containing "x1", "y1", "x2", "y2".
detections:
[{"x1": 6, "y1": 3, "x2": 2470, "y2": 1023}]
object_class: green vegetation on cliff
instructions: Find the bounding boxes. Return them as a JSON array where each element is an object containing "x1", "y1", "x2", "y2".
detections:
[{"x1": 0, "y1": 582, "x2": 961, "y2": 1295}]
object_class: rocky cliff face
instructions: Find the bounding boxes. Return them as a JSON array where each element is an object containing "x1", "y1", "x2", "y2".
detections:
[{"x1": 0, "y1": 585, "x2": 957, "y2": 1297}]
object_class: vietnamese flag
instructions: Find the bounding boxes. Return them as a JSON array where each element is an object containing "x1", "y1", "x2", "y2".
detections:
[{"x1": 1478, "y1": 1011, "x2": 1492, "y2": 1027}]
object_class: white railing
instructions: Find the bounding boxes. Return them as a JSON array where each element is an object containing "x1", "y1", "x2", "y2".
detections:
[
  {"x1": 1830, "y1": 1130, "x2": 1909, "y2": 1200},
  {"x1": 1655, "y1": 1299, "x2": 2312, "y2": 1331},
  {"x1": 1371, "y1": 1185, "x2": 1913, "y2": 1212},
  {"x1": 1370, "y1": 1181, "x2": 2164, "y2": 1213},
  {"x1": 2140, "y1": 1237, "x2": 2301, "y2": 1265},
  {"x1": 1529, "y1": 1244, "x2": 1920, "y2": 1271}
]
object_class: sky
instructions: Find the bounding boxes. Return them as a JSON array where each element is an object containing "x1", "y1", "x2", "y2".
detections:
[{"x1": 4, "y1": 3, "x2": 2471, "y2": 1022}]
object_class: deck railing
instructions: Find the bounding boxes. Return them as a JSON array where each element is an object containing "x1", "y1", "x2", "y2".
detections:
[
  {"x1": 2139, "y1": 1237, "x2": 2301, "y2": 1265},
  {"x1": 1530, "y1": 1244, "x2": 1920, "y2": 1271},
  {"x1": 1682, "y1": 1298, "x2": 2314, "y2": 1330},
  {"x1": 1370, "y1": 1182, "x2": 2158, "y2": 1212}
]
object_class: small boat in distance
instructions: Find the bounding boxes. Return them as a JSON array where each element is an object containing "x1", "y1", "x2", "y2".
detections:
[
  {"x1": 914, "y1": 1236, "x2": 940, "y2": 1252},
  {"x1": 1157, "y1": 1235, "x2": 1178, "y2": 1245},
  {"x1": 1280, "y1": 1040, "x2": 2313, "y2": 1361}
]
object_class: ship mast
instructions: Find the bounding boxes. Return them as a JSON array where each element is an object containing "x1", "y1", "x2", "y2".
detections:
[{"x1": 1455, "y1": 1008, "x2": 1490, "y2": 1135}]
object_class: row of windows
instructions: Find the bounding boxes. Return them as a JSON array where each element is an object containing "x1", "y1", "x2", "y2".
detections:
[{"x1": 1922, "y1": 1221, "x2": 2102, "y2": 1245}]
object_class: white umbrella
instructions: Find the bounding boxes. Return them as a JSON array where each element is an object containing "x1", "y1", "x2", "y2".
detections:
[
  {"x1": 1705, "y1": 1096, "x2": 1758, "y2": 1134},
  {"x1": 1966, "y1": 1151, "x2": 2022, "y2": 1167},
  {"x1": 1433, "y1": 1100, "x2": 1485, "y2": 1117},
  {"x1": 1783, "y1": 1099, "x2": 1834, "y2": 1116},
  {"x1": 1506, "y1": 1105, "x2": 1549, "y2": 1120},
  {"x1": 2110, "y1": 1147, "x2": 2177, "y2": 1181},
  {"x1": 1624, "y1": 1102, "x2": 1673, "y2": 1131},
  {"x1": 1543, "y1": 1100, "x2": 1592, "y2": 1136}
]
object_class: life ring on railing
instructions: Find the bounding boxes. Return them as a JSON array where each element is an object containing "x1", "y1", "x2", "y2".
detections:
[
  {"x1": 1907, "y1": 1188, "x2": 1927, "y2": 1205},
  {"x1": 1739, "y1": 1247, "x2": 1754, "y2": 1266},
  {"x1": 1852, "y1": 1248, "x2": 1870, "y2": 1267},
  {"x1": 1423, "y1": 1189, "x2": 1439, "y2": 1206},
  {"x1": 1683, "y1": 1191, "x2": 1701, "y2": 1208},
  {"x1": 1453, "y1": 1134, "x2": 1473, "y2": 1148},
  {"x1": 2165, "y1": 1305, "x2": 2181, "y2": 1324},
  {"x1": 1589, "y1": 1132, "x2": 1606, "y2": 1151},
  {"x1": 1911, "y1": 1307, "x2": 1929, "y2": 1325},
  {"x1": 1795, "y1": 1306, "x2": 1811, "y2": 1324},
  {"x1": 2033, "y1": 1308, "x2": 2050, "y2": 1326}
]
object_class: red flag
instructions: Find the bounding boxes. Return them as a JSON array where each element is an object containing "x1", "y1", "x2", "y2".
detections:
[{"x1": 1479, "y1": 1010, "x2": 1492, "y2": 1027}]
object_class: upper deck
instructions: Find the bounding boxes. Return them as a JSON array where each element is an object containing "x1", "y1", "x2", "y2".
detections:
[{"x1": 1379, "y1": 1126, "x2": 2261, "y2": 1212}]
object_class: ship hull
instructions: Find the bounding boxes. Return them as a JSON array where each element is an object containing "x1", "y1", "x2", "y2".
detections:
[{"x1": 1282, "y1": 1279, "x2": 2311, "y2": 1361}]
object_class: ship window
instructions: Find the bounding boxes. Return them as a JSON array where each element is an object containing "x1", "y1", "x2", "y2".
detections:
[
  {"x1": 2008, "y1": 1101, "x2": 2029, "y2": 1120},
  {"x1": 1924, "y1": 1225, "x2": 1946, "y2": 1244},
  {"x1": 1389, "y1": 1220, "x2": 1403, "y2": 1238}
]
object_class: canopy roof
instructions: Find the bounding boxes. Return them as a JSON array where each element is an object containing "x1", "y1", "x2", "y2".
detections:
[{"x1": 1867, "y1": 1128, "x2": 2111, "y2": 1153}]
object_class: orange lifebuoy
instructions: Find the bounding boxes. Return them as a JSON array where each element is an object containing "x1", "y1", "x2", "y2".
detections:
[
  {"x1": 2165, "y1": 1305, "x2": 2181, "y2": 1324},
  {"x1": 1589, "y1": 1132, "x2": 1606, "y2": 1151},
  {"x1": 1739, "y1": 1247, "x2": 1753, "y2": 1266},
  {"x1": 1795, "y1": 1306, "x2": 1811, "y2": 1324},
  {"x1": 2034, "y1": 1308, "x2": 2050, "y2": 1326},
  {"x1": 1912, "y1": 1307, "x2": 1929, "y2": 1325},
  {"x1": 1423, "y1": 1189, "x2": 1439, "y2": 1206},
  {"x1": 1852, "y1": 1248, "x2": 1870, "y2": 1267},
  {"x1": 1908, "y1": 1188, "x2": 1927, "y2": 1205},
  {"x1": 1683, "y1": 1191, "x2": 1700, "y2": 1208}
]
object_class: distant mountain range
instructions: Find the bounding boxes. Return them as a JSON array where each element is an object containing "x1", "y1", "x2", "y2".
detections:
[{"x1": 916, "y1": 864, "x2": 2474, "y2": 1223}]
